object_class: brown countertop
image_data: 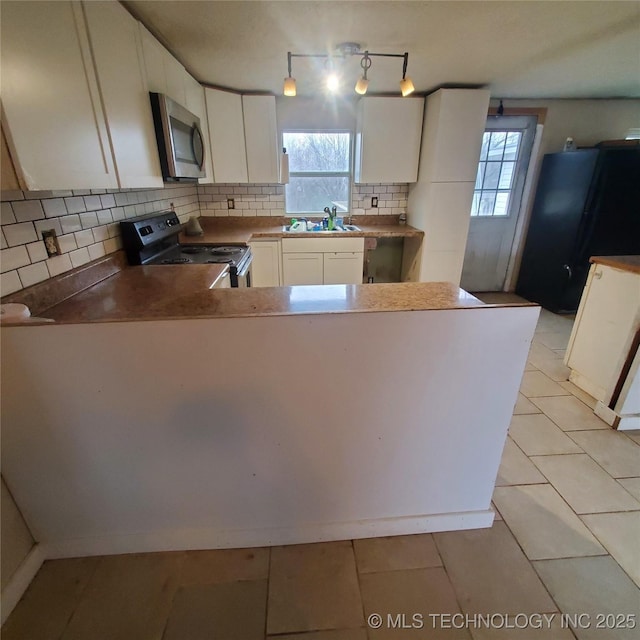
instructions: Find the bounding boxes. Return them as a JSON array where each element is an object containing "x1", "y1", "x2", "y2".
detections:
[
  {"x1": 26, "y1": 277, "x2": 506, "y2": 325},
  {"x1": 590, "y1": 255, "x2": 640, "y2": 275},
  {"x1": 179, "y1": 218, "x2": 424, "y2": 245},
  {"x1": 39, "y1": 264, "x2": 229, "y2": 323}
]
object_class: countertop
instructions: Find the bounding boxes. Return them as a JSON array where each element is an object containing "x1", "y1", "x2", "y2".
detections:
[
  {"x1": 590, "y1": 255, "x2": 640, "y2": 275},
  {"x1": 31, "y1": 273, "x2": 500, "y2": 324},
  {"x1": 179, "y1": 219, "x2": 424, "y2": 245}
]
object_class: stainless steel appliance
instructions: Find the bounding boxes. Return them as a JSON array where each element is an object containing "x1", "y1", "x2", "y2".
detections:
[
  {"x1": 120, "y1": 212, "x2": 252, "y2": 288},
  {"x1": 149, "y1": 93, "x2": 205, "y2": 181}
]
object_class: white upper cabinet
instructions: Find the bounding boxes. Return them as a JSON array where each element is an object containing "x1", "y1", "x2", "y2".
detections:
[
  {"x1": 183, "y1": 74, "x2": 214, "y2": 184},
  {"x1": 417, "y1": 89, "x2": 491, "y2": 183},
  {"x1": 0, "y1": 1, "x2": 117, "y2": 190},
  {"x1": 205, "y1": 88, "x2": 248, "y2": 183},
  {"x1": 242, "y1": 96, "x2": 279, "y2": 183},
  {"x1": 354, "y1": 97, "x2": 425, "y2": 184},
  {"x1": 83, "y1": 1, "x2": 163, "y2": 188}
]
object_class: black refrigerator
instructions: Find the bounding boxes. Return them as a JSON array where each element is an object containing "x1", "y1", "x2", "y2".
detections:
[{"x1": 516, "y1": 145, "x2": 640, "y2": 313}]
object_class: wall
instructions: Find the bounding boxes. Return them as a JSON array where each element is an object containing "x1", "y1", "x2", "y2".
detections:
[
  {"x1": 496, "y1": 98, "x2": 640, "y2": 154},
  {"x1": 0, "y1": 184, "x2": 198, "y2": 295},
  {"x1": 1, "y1": 476, "x2": 34, "y2": 591}
]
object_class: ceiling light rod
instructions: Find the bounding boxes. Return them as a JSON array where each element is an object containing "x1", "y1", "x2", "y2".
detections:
[{"x1": 284, "y1": 47, "x2": 414, "y2": 97}]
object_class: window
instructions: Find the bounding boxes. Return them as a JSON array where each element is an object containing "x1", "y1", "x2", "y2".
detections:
[
  {"x1": 283, "y1": 131, "x2": 351, "y2": 214},
  {"x1": 471, "y1": 131, "x2": 522, "y2": 216}
]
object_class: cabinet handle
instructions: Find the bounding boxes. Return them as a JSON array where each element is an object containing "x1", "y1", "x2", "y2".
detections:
[{"x1": 593, "y1": 270, "x2": 603, "y2": 279}]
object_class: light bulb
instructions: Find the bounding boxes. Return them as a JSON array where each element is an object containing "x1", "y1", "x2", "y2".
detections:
[
  {"x1": 400, "y1": 76, "x2": 415, "y2": 97},
  {"x1": 283, "y1": 76, "x2": 297, "y2": 97},
  {"x1": 326, "y1": 73, "x2": 340, "y2": 92},
  {"x1": 355, "y1": 76, "x2": 369, "y2": 95}
]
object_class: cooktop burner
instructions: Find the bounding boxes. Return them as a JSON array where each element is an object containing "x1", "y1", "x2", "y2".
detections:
[
  {"x1": 210, "y1": 246, "x2": 243, "y2": 255},
  {"x1": 181, "y1": 247, "x2": 207, "y2": 255}
]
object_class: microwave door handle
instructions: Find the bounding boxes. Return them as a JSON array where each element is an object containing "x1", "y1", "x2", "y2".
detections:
[{"x1": 192, "y1": 123, "x2": 205, "y2": 171}]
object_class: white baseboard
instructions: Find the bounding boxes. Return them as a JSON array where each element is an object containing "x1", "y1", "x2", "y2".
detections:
[
  {"x1": 1, "y1": 543, "x2": 46, "y2": 625},
  {"x1": 44, "y1": 510, "x2": 495, "y2": 559}
]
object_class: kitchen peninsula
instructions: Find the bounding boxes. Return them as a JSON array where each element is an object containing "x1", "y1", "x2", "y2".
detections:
[{"x1": 1, "y1": 266, "x2": 539, "y2": 560}]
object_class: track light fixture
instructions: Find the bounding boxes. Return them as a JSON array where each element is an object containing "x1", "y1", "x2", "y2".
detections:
[{"x1": 283, "y1": 43, "x2": 415, "y2": 97}]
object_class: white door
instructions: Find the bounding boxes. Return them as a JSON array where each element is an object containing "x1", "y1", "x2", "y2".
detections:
[
  {"x1": 323, "y1": 252, "x2": 364, "y2": 285},
  {"x1": 282, "y1": 253, "x2": 323, "y2": 285},
  {"x1": 461, "y1": 116, "x2": 536, "y2": 292}
]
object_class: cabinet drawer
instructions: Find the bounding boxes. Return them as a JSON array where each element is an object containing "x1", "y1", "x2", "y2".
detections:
[
  {"x1": 282, "y1": 237, "x2": 364, "y2": 253},
  {"x1": 282, "y1": 253, "x2": 323, "y2": 285}
]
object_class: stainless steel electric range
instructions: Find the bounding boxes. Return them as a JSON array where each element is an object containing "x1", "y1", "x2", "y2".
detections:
[{"x1": 120, "y1": 212, "x2": 252, "y2": 287}]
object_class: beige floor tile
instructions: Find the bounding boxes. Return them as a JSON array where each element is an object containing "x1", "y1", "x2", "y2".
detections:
[
  {"x1": 532, "y1": 358, "x2": 571, "y2": 382},
  {"x1": 513, "y1": 394, "x2": 542, "y2": 415},
  {"x1": 520, "y1": 371, "x2": 569, "y2": 398},
  {"x1": 433, "y1": 522, "x2": 557, "y2": 615},
  {"x1": 163, "y1": 580, "x2": 267, "y2": 640},
  {"x1": 553, "y1": 349, "x2": 567, "y2": 358},
  {"x1": 273, "y1": 631, "x2": 368, "y2": 640},
  {"x1": 360, "y1": 567, "x2": 470, "y2": 639},
  {"x1": 509, "y1": 414, "x2": 583, "y2": 456},
  {"x1": 353, "y1": 534, "x2": 441, "y2": 573},
  {"x1": 529, "y1": 341, "x2": 563, "y2": 363},
  {"x1": 533, "y1": 331, "x2": 571, "y2": 351},
  {"x1": 618, "y1": 477, "x2": 640, "y2": 501},
  {"x1": 533, "y1": 556, "x2": 640, "y2": 640},
  {"x1": 530, "y1": 396, "x2": 606, "y2": 431},
  {"x1": 568, "y1": 430, "x2": 640, "y2": 478},
  {"x1": 493, "y1": 485, "x2": 605, "y2": 560},
  {"x1": 1, "y1": 558, "x2": 98, "y2": 640},
  {"x1": 531, "y1": 454, "x2": 640, "y2": 514},
  {"x1": 581, "y1": 511, "x2": 640, "y2": 587},
  {"x1": 267, "y1": 541, "x2": 363, "y2": 635},
  {"x1": 495, "y1": 437, "x2": 547, "y2": 486},
  {"x1": 491, "y1": 501, "x2": 503, "y2": 520},
  {"x1": 60, "y1": 552, "x2": 184, "y2": 640},
  {"x1": 469, "y1": 618, "x2": 575, "y2": 640},
  {"x1": 557, "y1": 381, "x2": 598, "y2": 410},
  {"x1": 524, "y1": 361, "x2": 538, "y2": 372},
  {"x1": 625, "y1": 430, "x2": 640, "y2": 446},
  {"x1": 179, "y1": 547, "x2": 269, "y2": 585}
]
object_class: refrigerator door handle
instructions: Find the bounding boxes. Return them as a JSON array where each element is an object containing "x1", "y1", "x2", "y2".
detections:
[{"x1": 563, "y1": 264, "x2": 573, "y2": 280}]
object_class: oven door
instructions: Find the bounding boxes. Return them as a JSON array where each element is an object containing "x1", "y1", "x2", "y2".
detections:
[{"x1": 233, "y1": 251, "x2": 253, "y2": 288}]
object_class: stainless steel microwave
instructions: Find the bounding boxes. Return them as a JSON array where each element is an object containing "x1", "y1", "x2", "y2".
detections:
[{"x1": 149, "y1": 92, "x2": 205, "y2": 181}]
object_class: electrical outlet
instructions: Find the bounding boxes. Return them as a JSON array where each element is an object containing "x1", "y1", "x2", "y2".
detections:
[
  {"x1": 41, "y1": 229, "x2": 61, "y2": 257},
  {"x1": 227, "y1": 198, "x2": 235, "y2": 209},
  {"x1": 371, "y1": 196, "x2": 378, "y2": 208}
]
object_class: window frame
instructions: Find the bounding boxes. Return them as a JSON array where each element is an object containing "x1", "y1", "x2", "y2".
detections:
[{"x1": 282, "y1": 129, "x2": 353, "y2": 216}]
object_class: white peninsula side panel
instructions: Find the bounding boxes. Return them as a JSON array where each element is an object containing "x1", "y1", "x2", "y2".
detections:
[{"x1": 2, "y1": 305, "x2": 538, "y2": 558}]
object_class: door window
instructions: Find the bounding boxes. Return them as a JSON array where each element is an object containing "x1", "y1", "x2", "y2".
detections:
[{"x1": 471, "y1": 131, "x2": 523, "y2": 217}]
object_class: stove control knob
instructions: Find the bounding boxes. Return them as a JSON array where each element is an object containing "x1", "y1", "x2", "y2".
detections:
[{"x1": 166, "y1": 218, "x2": 179, "y2": 227}]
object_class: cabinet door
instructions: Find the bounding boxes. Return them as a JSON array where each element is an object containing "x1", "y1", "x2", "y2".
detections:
[
  {"x1": 282, "y1": 253, "x2": 323, "y2": 285},
  {"x1": 205, "y1": 89, "x2": 248, "y2": 183},
  {"x1": 323, "y1": 252, "x2": 364, "y2": 285},
  {"x1": 0, "y1": 1, "x2": 117, "y2": 190},
  {"x1": 355, "y1": 97, "x2": 424, "y2": 184},
  {"x1": 566, "y1": 264, "x2": 640, "y2": 402},
  {"x1": 139, "y1": 24, "x2": 167, "y2": 95},
  {"x1": 184, "y1": 74, "x2": 214, "y2": 184},
  {"x1": 164, "y1": 55, "x2": 187, "y2": 106},
  {"x1": 418, "y1": 89, "x2": 491, "y2": 183},
  {"x1": 242, "y1": 95, "x2": 279, "y2": 183},
  {"x1": 83, "y1": 1, "x2": 163, "y2": 188},
  {"x1": 249, "y1": 241, "x2": 281, "y2": 287}
]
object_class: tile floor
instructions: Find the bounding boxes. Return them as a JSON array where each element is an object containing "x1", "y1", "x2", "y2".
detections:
[{"x1": 3, "y1": 302, "x2": 640, "y2": 640}]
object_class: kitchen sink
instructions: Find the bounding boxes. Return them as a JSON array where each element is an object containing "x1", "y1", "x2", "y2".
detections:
[{"x1": 282, "y1": 224, "x2": 361, "y2": 233}]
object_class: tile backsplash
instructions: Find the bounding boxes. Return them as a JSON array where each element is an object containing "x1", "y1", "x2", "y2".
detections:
[
  {"x1": 1, "y1": 181, "x2": 406, "y2": 295},
  {"x1": 1, "y1": 184, "x2": 198, "y2": 295}
]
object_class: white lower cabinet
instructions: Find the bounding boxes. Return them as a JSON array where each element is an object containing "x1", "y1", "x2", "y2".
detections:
[
  {"x1": 249, "y1": 240, "x2": 282, "y2": 287},
  {"x1": 324, "y1": 252, "x2": 365, "y2": 285},
  {"x1": 281, "y1": 237, "x2": 365, "y2": 285},
  {"x1": 283, "y1": 253, "x2": 324, "y2": 285}
]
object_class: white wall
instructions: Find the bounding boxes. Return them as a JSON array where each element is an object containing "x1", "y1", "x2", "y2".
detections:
[
  {"x1": 1, "y1": 304, "x2": 538, "y2": 557},
  {"x1": 1, "y1": 476, "x2": 34, "y2": 590},
  {"x1": 495, "y1": 98, "x2": 640, "y2": 154}
]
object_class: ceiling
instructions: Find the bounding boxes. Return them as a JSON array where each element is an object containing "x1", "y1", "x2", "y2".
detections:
[{"x1": 124, "y1": 1, "x2": 640, "y2": 99}]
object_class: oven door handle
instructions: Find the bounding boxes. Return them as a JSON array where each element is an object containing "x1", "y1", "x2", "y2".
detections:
[{"x1": 236, "y1": 251, "x2": 253, "y2": 278}]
